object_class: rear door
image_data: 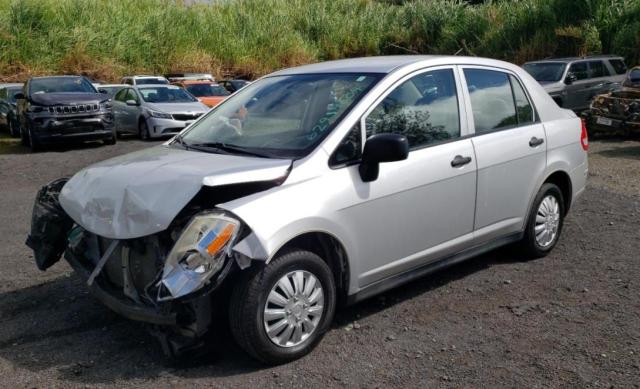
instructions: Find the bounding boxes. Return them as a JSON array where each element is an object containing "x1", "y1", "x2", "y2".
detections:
[
  {"x1": 120, "y1": 88, "x2": 141, "y2": 132},
  {"x1": 587, "y1": 60, "x2": 614, "y2": 99},
  {"x1": 460, "y1": 67, "x2": 546, "y2": 243}
]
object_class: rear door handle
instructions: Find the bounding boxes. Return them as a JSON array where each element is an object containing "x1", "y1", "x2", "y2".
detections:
[
  {"x1": 451, "y1": 155, "x2": 472, "y2": 167},
  {"x1": 529, "y1": 137, "x2": 544, "y2": 147}
]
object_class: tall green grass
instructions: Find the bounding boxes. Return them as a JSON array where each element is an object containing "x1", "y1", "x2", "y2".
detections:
[{"x1": 0, "y1": 0, "x2": 638, "y2": 82}]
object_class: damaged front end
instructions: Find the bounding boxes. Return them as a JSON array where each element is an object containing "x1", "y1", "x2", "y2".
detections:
[{"x1": 26, "y1": 178, "x2": 272, "y2": 357}]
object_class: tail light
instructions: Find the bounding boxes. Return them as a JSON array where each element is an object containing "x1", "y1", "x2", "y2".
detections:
[{"x1": 580, "y1": 118, "x2": 589, "y2": 151}]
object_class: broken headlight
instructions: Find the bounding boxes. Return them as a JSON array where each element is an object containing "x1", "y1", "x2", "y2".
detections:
[{"x1": 158, "y1": 212, "x2": 240, "y2": 301}]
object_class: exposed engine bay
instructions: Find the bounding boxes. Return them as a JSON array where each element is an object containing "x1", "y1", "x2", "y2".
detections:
[{"x1": 26, "y1": 176, "x2": 284, "y2": 357}]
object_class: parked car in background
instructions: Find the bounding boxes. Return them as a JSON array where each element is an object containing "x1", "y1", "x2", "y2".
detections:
[
  {"x1": 0, "y1": 83, "x2": 23, "y2": 137},
  {"x1": 166, "y1": 73, "x2": 215, "y2": 82},
  {"x1": 586, "y1": 66, "x2": 640, "y2": 136},
  {"x1": 121, "y1": 75, "x2": 170, "y2": 86},
  {"x1": 112, "y1": 84, "x2": 208, "y2": 139},
  {"x1": 28, "y1": 56, "x2": 588, "y2": 364},
  {"x1": 15, "y1": 76, "x2": 115, "y2": 151},
  {"x1": 220, "y1": 79, "x2": 250, "y2": 94},
  {"x1": 172, "y1": 79, "x2": 230, "y2": 107},
  {"x1": 523, "y1": 55, "x2": 627, "y2": 111},
  {"x1": 98, "y1": 84, "x2": 128, "y2": 98}
]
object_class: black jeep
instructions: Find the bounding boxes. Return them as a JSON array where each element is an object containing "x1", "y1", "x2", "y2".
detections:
[{"x1": 15, "y1": 76, "x2": 116, "y2": 151}]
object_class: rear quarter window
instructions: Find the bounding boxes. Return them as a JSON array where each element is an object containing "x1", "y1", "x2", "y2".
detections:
[{"x1": 608, "y1": 59, "x2": 627, "y2": 75}]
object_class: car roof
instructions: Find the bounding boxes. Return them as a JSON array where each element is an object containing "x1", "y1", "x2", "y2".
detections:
[
  {"x1": 177, "y1": 80, "x2": 217, "y2": 85},
  {"x1": 272, "y1": 56, "x2": 445, "y2": 75},
  {"x1": 525, "y1": 55, "x2": 624, "y2": 64},
  {"x1": 133, "y1": 84, "x2": 179, "y2": 89},
  {"x1": 100, "y1": 84, "x2": 128, "y2": 88}
]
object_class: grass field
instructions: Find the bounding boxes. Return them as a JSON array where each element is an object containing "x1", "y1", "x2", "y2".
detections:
[{"x1": 0, "y1": 0, "x2": 638, "y2": 81}]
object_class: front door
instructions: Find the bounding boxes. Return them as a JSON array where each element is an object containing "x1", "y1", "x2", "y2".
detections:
[{"x1": 332, "y1": 67, "x2": 478, "y2": 287}]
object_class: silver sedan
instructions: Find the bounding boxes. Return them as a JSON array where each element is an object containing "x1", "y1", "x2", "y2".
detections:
[{"x1": 112, "y1": 84, "x2": 209, "y2": 139}]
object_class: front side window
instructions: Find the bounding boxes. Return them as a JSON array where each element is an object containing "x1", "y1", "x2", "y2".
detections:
[
  {"x1": 180, "y1": 73, "x2": 380, "y2": 158},
  {"x1": 125, "y1": 89, "x2": 139, "y2": 103},
  {"x1": 568, "y1": 62, "x2": 589, "y2": 80},
  {"x1": 365, "y1": 69, "x2": 460, "y2": 149},
  {"x1": 330, "y1": 123, "x2": 362, "y2": 166},
  {"x1": 29, "y1": 77, "x2": 96, "y2": 94},
  {"x1": 608, "y1": 59, "x2": 627, "y2": 75},
  {"x1": 588, "y1": 61, "x2": 609, "y2": 78},
  {"x1": 464, "y1": 69, "x2": 517, "y2": 133},
  {"x1": 139, "y1": 86, "x2": 196, "y2": 103}
]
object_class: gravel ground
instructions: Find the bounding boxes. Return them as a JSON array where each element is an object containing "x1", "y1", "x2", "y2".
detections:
[{"x1": 0, "y1": 137, "x2": 638, "y2": 388}]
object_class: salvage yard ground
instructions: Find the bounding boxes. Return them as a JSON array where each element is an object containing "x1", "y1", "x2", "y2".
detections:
[{"x1": 0, "y1": 138, "x2": 638, "y2": 387}]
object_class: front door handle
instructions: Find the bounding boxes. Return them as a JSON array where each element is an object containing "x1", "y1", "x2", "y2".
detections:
[
  {"x1": 529, "y1": 137, "x2": 544, "y2": 147},
  {"x1": 451, "y1": 155, "x2": 472, "y2": 167}
]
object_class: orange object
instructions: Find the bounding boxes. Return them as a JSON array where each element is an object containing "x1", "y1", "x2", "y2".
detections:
[
  {"x1": 205, "y1": 224, "x2": 235, "y2": 255},
  {"x1": 172, "y1": 80, "x2": 230, "y2": 108}
]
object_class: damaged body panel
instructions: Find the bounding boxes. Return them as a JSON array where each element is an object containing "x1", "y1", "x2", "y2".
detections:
[{"x1": 59, "y1": 145, "x2": 291, "y2": 239}]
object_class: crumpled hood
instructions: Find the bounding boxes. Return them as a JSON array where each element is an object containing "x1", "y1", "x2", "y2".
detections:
[
  {"x1": 31, "y1": 92, "x2": 107, "y2": 106},
  {"x1": 59, "y1": 146, "x2": 291, "y2": 239}
]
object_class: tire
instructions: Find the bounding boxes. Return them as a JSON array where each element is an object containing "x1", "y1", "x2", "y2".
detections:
[
  {"x1": 8, "y1": 117, "x2": 19, "y2": 137},
  {"x1": 28, "y1": 128, "x2": 42, "y2": 152},
  {"x1": 520, "y1": 183, "x2": 565, "y2": 259},
  {"x1": 229, "y1": 249, "x2": 336, "y2": 365},
  {"x1": 103, "y1": 135, "x2": 116, "y2": 145},
  {"x1": 20, "y1": 123, "x2": 29, "y2": 146},
  {"x1": 138, "y1": 119, "x2": 150, "y2": 140}
]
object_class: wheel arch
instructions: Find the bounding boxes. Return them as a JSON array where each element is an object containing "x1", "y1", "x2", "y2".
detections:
[
  {"x1": 543, "y1": 170, "x2": 572, "y2": 215},
  {"x1": 271, "y1": 231, "x2": 350, "y2": 304}
]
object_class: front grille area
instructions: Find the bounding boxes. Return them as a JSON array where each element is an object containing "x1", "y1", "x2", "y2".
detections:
[
  {"x1": 172, "y1": 113, "x2": 203, "y2": 121},
  {"x1": 48, "y1": 103, "x2": 100, "y2": 115}
]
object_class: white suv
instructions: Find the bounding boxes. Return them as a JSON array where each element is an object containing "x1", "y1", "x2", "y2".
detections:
[
  {"x1": 28, "y1": 56, "x2": 588, "y2": 365},
  {"x1": 120, "y1": 75, "x2": 170, "y2": 86}
]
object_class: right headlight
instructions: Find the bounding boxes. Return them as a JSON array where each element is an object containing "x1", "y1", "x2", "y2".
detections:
[{"x1": 158, "y1": 212, "x2": 240, "y2": 301}]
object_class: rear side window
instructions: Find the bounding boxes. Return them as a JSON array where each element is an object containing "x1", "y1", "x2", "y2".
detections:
[
  {"x1": 568, "y1": 62, "x2": 589, "y2": 80},
  {"x1": 365, "y1": 68, "x2": 460, "y2": 149},
  {"x1": 609, "y1": 59, "x2": 627, "y2": 75},
  {"x1": 463, "y1": 69, "x2": 517, "y2": 133},
  {"x1": 588, "y1": 61, "x2": 610, "y2": 78}
]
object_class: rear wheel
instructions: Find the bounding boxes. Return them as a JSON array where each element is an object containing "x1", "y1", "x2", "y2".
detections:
[
  {"x1": 229, "y1": 249, "x2": 336, "y2": 365},
  {"x1": 520, "y1": 183, "x2": 565, "y2": 259}
]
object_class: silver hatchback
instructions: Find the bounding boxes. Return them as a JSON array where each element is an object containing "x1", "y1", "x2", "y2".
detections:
[{"x1": 28, "y1": 56, "x2": 588, "y2": 365}]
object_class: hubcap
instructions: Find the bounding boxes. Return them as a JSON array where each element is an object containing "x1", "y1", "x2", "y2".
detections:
[
  {"x1": 263, "y1": 270, "x2": 324, "y2": 348},
  {"x1": 534, "y1": 195, "x2": 560, "y2": 248}
]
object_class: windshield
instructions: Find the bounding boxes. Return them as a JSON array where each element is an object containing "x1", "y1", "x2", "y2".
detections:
[
  {"x1": 29, "y1": 77, "x2": 96, "y2": 94},
  {"x1": 139, "y1": 86, "x2": 197, "y2": 103},
  {"x1": 186, "y1": 83, "x2": 230, "y2": 97},
  {"x1": 629, "y1": 69, "x2": 640, "y2": 81},
  {"x1": 523, "y1": 62, "x2": 567, "y2": 82},
  {"x1": 180, "y1": 73, "x2": 380, "y2": 158},
  {"x1": 136, "y1": 78, "x2": 169, "y2": 85}
]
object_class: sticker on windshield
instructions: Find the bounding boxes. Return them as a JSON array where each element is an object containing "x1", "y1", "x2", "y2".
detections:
[{"x1": 356, "y1": 76, "x2": 366, "y2": 82}]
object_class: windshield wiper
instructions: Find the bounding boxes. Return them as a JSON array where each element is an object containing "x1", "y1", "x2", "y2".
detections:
[{"x1": 184, "y1": 142, "x2": 272, "y2": 158}]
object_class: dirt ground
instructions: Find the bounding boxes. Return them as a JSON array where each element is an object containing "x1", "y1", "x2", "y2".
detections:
[{"x1": 0, "y1": 137, "x2": 638, "y2": 388}]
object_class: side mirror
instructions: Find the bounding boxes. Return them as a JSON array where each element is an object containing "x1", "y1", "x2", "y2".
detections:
[
  {"x1": 359, "y1": 133, "x2": 409, "y2": 182},
  {"x1": 125, "y1": 100, "x2": 138, "y2": 106},
  {"x1": 565, "y1": 73, "x2": 577, "y2": 85},
  {"x1": 98, "y1": 88, "x2": 108, "y2": 94},
  {"x1": 14, "y1": 92, "x2": 25, "y2": 100}
]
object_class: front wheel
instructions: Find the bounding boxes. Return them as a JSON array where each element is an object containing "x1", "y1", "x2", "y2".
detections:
[
  {"x1": 8, "y1": 117, "x2": 19, "y2": 137},
  {"x1": 138, "y1": 119, "x2": 150, "y2": 140},
  {"x1": 520, "y1": 183, "x2": 565, "y2": 259},
  {"x1": 229, "y1": 249, "x2": 336, "y2": 365}
]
